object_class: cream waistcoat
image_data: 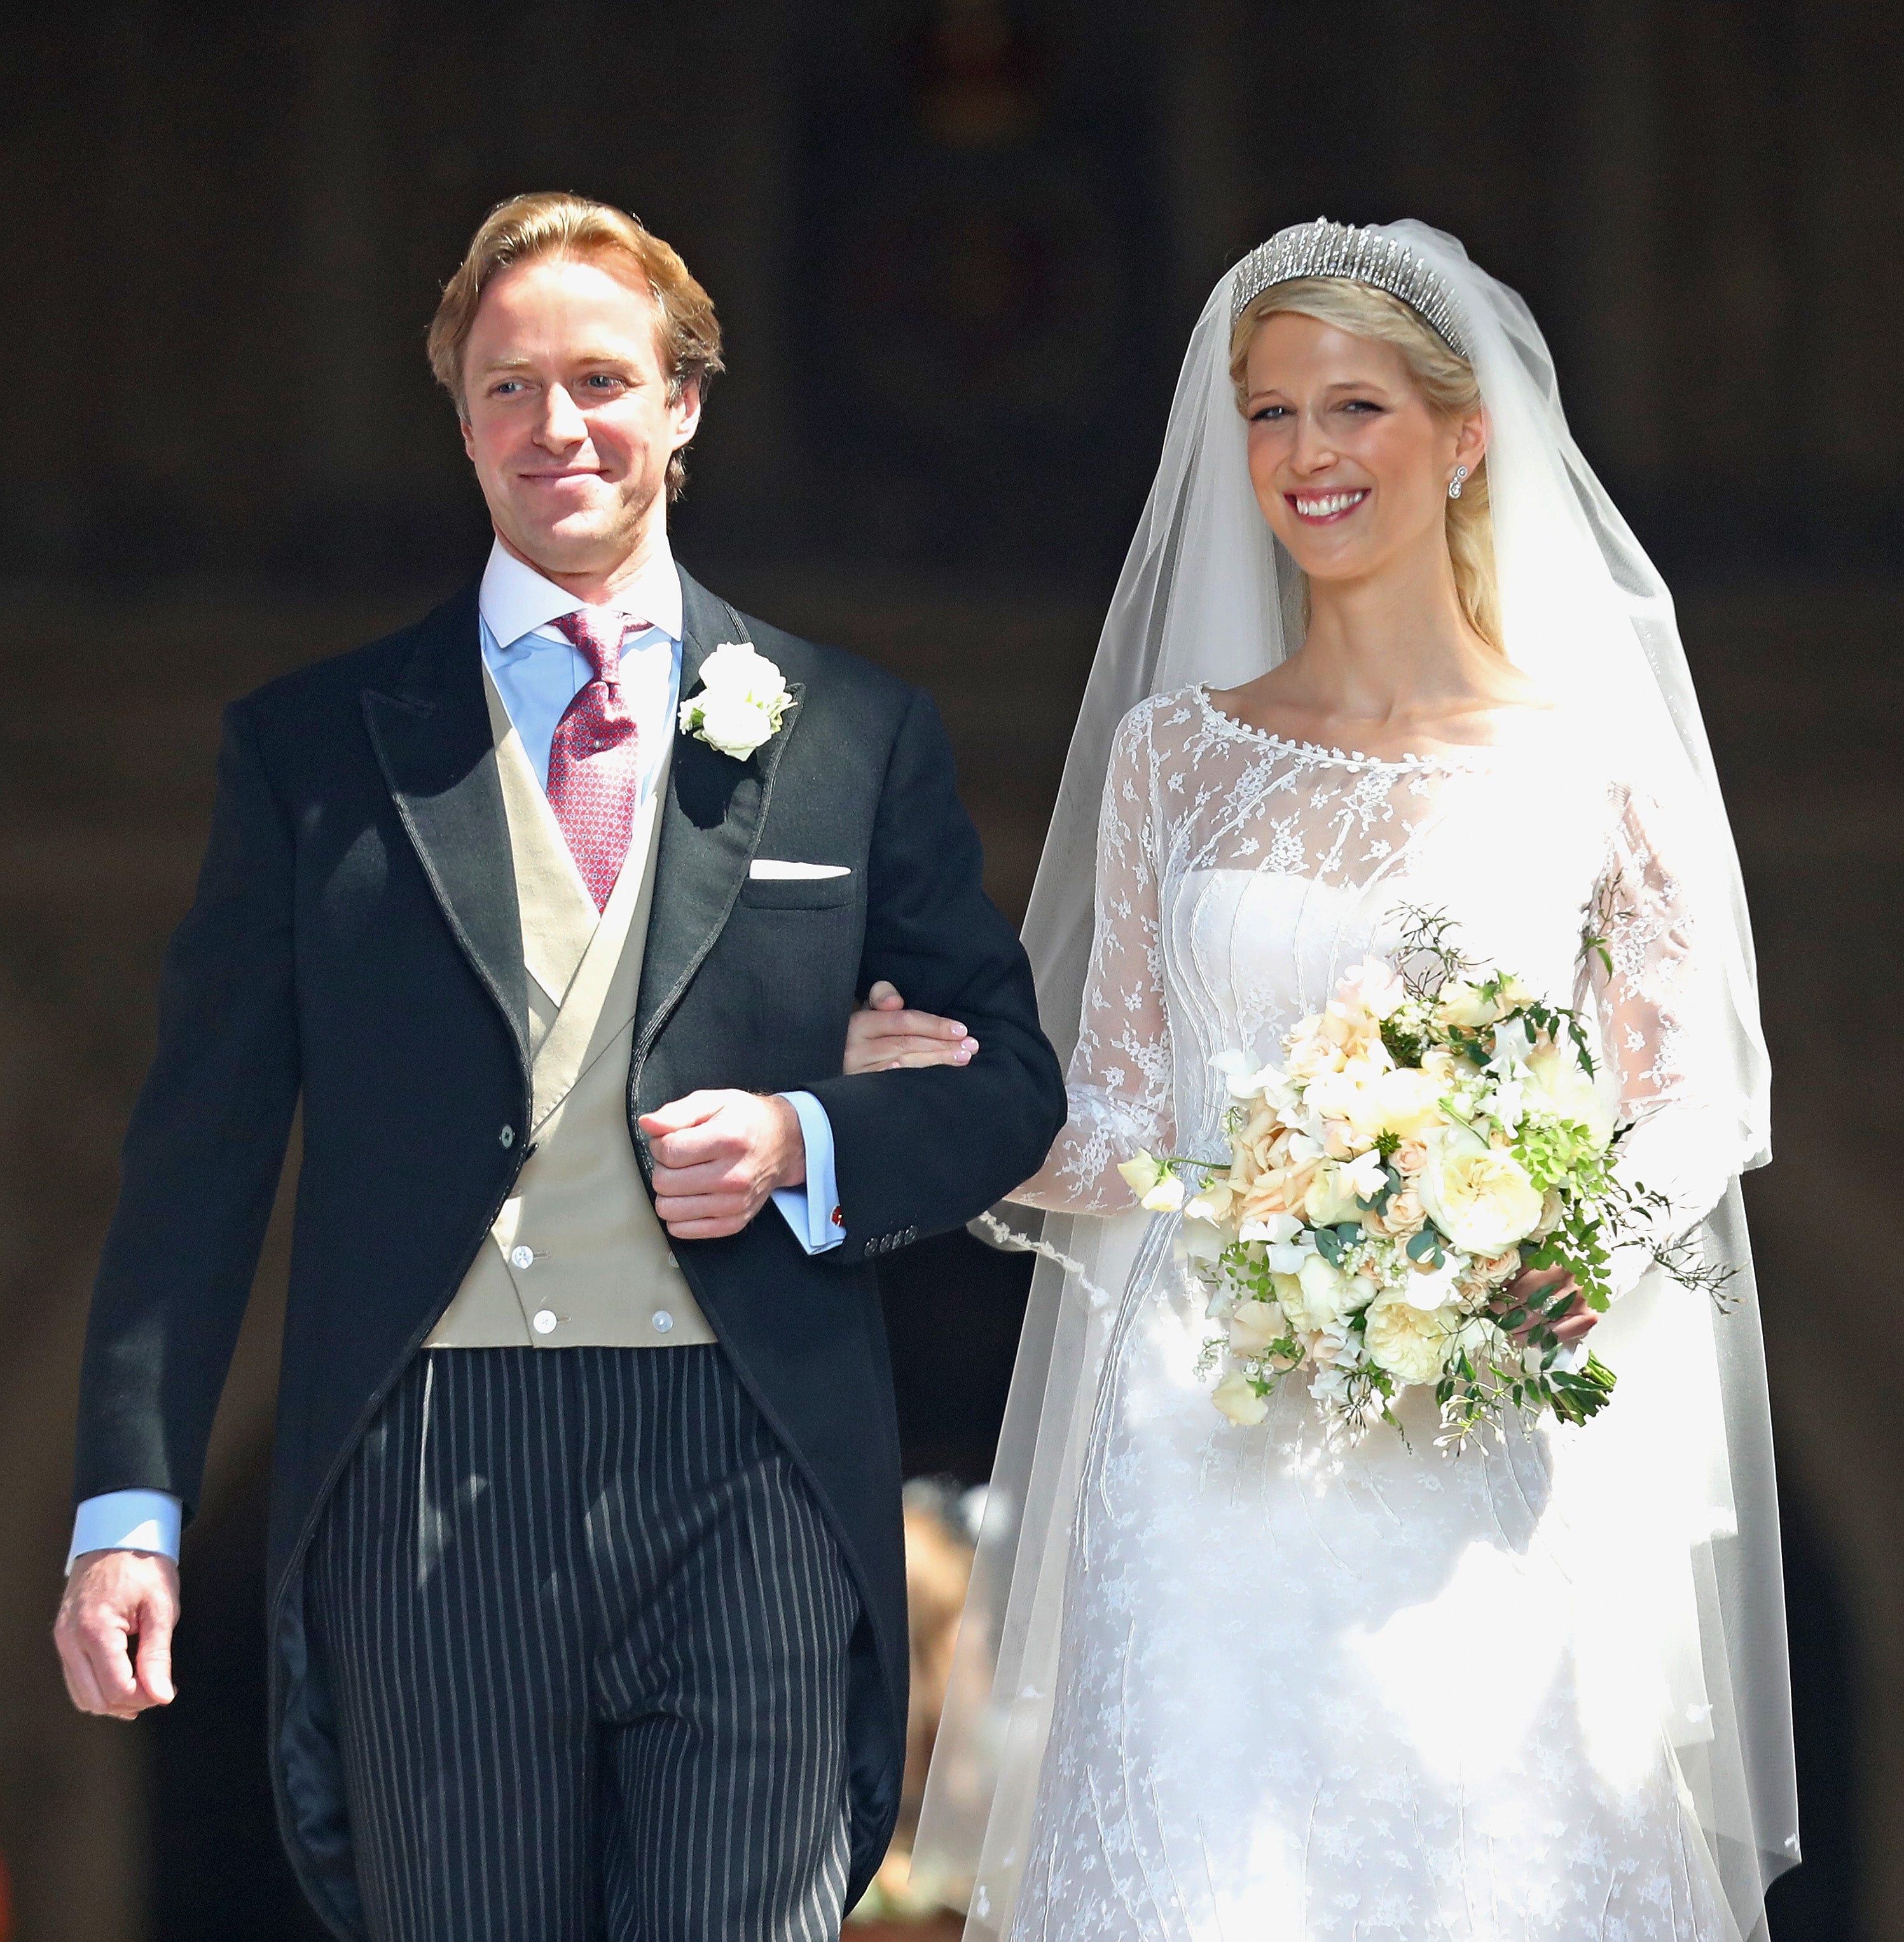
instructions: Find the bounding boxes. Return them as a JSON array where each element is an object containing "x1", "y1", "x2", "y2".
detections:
[{"x1": 424, "y1": 670, "x2": 715, "y2": 1349}]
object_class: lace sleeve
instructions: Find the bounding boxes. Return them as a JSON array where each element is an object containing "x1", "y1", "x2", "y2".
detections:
[
  {"x1": 1012, "y1": 705, "x2": 1175, "y2": 1213},
  {"x1": 1588, "y1": 784, "x2": 1737, "y2": 1295}
]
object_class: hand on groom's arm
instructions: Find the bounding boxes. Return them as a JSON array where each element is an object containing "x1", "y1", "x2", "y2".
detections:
[{"x1": 803, "y1": 691, "x2": 1066, "y2": 1252}]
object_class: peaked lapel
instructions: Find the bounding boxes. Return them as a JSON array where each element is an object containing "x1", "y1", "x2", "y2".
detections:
[
  {"x1": 634, "y1": 567, "x2": 804, "y2": 1060},
  {"x1": 361, "y1": 585, "x2": 532, "y2": 1079}
]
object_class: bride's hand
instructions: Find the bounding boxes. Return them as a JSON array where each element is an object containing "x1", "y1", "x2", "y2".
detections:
[
  {"x1": 1505, "y1": 1266, "x2": 1598, "y2": 1347},
  {"x1": 843, "y1": 981, "x2": 978, "y2": 1075}
]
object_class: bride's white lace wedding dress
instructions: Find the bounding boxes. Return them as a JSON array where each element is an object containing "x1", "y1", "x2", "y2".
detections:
[{"x1": 1005, "y1": 686, "x2": 1737, "y2": 1942}]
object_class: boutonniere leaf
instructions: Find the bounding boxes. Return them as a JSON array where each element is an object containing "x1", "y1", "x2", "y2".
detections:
[{"x1": 678, "y1": 642, "x2": 796, "y2": 761}]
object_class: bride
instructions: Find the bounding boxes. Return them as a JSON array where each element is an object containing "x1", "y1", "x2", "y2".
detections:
[{"x1": 851, "y1": 220, "x2": 1797, "y2": 1940}]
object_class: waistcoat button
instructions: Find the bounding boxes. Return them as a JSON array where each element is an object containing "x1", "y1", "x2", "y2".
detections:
[
  {"x1": 509, "y1": 1245, "x2": 534, "y2": 1270},
  {"x1": 651, "y1": 1310, "x2": 675, "y2": 1334},
  {"x1": 532, "y1": 1309, "x2": 557, "y2": 1335}
]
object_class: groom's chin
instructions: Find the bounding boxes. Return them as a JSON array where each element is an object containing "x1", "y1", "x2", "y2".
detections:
[{"x1": 494, "y1": 504, "x2": 638, "y2": 578}]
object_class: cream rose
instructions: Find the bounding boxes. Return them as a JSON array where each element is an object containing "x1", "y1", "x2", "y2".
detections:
[
  {"x1": 1437, "y1": 980, "x2": 1504, "y2": 1030},
  {"x1": 1267, "y1": 1269, "x2": 1309, "y2": 1328},
  {"x1": 1415, "y1": 1126, "x2": 1545, "y2": 1257},
  {"x1": 1284, "y1": 1019, "x2": 1343, "y2": 1080},
  {"x1": 1381, "y1": 1185, "x2": 1427, "y2": 1238},
  {"x1": 1523, "y1": 1042, "x2": 1617, "y2": 1144},
  {"x1": 1370, "y1": 1066, "x2": 1445, "y2": 1139},
  {"x1": 1304, "y1": 1152, "x2": 1383, "y2": 1227},
  {"x1": 1363, "y1": 1286, "x2": 1458, "y2": 1386},
  {"x1": 1288, "y1": 1252, "x2": 1368, "y2": 1328},
  {"x1": 1227, "y1": 1300, "x2": 1288, "y2": 1357},
  {"x1": 1337, "y1": 957, "x2": 1407, "y2": 1020},
  {"x1": 1212, "y1": 1370, "x2": 1270, "y2": 1426}
]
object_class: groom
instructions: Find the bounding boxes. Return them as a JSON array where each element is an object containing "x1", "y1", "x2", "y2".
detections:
[{"x1": 55, "y1": 191, "x2": 1065, "y2": 1941}]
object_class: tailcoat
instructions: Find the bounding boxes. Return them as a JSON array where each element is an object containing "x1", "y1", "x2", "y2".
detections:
[{"x1": 72, "y1": 567, "x2": 1066, "y2": 1930}]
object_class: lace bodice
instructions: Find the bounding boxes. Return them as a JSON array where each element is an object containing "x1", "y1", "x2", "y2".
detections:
[
  {"x1": 1016, "y1": 686, "x2": 1729, "y2": 1260},
  {"x1": 999, "y1": 688, "x2": 1747, "y2": 1942}
]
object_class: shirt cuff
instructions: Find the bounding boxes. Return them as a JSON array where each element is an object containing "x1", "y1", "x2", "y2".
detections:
[
  {"x1": 69, "y1": 1490, "x2": 183, "y2": 1574},
  {"x1": 771, "y1": 1091, "x2": 846, "y2": 1253}
]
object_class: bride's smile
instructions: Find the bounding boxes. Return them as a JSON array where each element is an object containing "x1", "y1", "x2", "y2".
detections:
[{"x1": 1287, "y1": 487, "x2": 1369, "y2": 521}]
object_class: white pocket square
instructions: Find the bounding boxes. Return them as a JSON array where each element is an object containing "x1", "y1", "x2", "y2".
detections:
[{"x1": 749, "y1": 860, "x2": 852, "y2": 879}]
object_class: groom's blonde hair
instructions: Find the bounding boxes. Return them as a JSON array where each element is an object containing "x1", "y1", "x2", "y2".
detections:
[
  {"x1": 1231, "y1": 278, "x2": 1501, "y2": 654},
  {"x1": 428, "y1": 191, "x2": 724, "y2": 500}
]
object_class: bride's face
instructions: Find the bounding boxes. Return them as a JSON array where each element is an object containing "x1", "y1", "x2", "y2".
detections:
[{"x1": 1241, "y1": 312, "x2": 1480, "y2": 588}]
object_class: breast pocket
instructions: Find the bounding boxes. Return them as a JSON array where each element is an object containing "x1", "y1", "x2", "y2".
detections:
[{"x1": 739, "y1": 874, "x2": 857, "y2": 911}]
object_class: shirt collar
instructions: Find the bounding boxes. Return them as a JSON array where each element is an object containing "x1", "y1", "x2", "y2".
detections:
[{"x1": 478, "y1": 535, "x2": 684, "y2": 653}]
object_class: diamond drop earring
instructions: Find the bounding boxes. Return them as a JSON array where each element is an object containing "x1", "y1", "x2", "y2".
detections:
[{"x1": 1448, "y1": 465, "x2": 1470, "y2": 501}]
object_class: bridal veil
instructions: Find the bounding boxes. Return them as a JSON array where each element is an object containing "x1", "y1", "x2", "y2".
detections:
[{"x1": 914, "y1": 221, "x2": 1797, "y2": 1941}]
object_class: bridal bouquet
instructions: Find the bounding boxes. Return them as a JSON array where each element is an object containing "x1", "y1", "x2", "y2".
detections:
[{"x1": 1119, "y1": 911, "x2": 1723, "y2": 1447}]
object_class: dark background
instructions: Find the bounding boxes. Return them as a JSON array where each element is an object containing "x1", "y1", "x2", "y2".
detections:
[{"x1": 1, "y1": 3, "x2": 1897, "y2": 1937}]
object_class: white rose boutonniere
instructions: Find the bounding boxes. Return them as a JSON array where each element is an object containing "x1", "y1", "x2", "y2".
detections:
[{"x1": 678, "y1": 642, "x2": 796, "y2": 761}]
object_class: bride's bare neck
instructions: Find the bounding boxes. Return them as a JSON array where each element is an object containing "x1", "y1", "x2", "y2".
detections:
[{"x1": 1212, "y1": 547, "x2": 1546, "y2": 758}]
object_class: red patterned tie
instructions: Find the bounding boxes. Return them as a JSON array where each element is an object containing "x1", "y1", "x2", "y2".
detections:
[{"x1": 546, "y1": 607, "x2": 644, "y2": 911}]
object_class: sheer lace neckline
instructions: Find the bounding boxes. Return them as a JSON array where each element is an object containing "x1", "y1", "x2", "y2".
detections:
[{"x1": 1192, "y1": 684, "x2": 1502, "y2": 773}]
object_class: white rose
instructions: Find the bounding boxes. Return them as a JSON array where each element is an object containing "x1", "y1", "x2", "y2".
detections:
[
  {"x1": 1337, "y1": 957, "x2": 1407, "y2": 1020},
  {"x1": 1300, "y1": 1066, "x2": 1356, "y2": 1125},
  {"x1": 1415, "y1": 1126, "x2": 1545, "y2": 1257},
  {"x1": 1523, "y1": 1042, "x2": 1617, "y2": 1145},
  {"x1": 1372, "y1": 1065, "x2": 1444, "y2": 1138},
  {"x1": 1305, "y1": 1154, "x2": 1383, "y2": 1227},
  {"x1": 694, "y1": 692, "x2": 778, "y2": 761},
  {"x1": 1363, "y1": 1286, "x2": 1458, "y2": 1386},
  {"x1": 1293, "y1": 1251, "x2": 1363, "y2": 1327},
  {"x1": 1212, "y1": 1370, "x2": 1270, "y2": 1426},
  {"x1": 1284, "y1": 1019, "x2": 1342, "y2": 1079},
  {"x1": 680, "y1": 643, "x2": 795, "y2": 757},
  {"x1": 1437, "y1": 980, "x2": 1503, "y2": 1030},
  {"x1": 1267, "y1": 1269, "x2": 1309, "y2": 1328},
  {"x1": 696, "y1": 640, "x2": 784, "y2": 701}
]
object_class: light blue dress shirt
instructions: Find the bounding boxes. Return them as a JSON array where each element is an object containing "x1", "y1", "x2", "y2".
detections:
[{"x1": 69, "y1": 542, "x2": 844, "y2": 1571}]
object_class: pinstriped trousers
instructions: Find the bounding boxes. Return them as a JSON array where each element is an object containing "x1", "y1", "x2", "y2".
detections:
[{"x1": 304, "y1": 1345, "x2": 857, "y2": 1942}]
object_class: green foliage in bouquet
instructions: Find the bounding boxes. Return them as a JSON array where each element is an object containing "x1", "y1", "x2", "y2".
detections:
[{"x1": 1131, "y1": 907, "x2": 1735, "y2": 1449}]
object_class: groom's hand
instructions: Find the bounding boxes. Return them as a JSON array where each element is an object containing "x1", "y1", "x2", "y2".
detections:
[
  {"x1": 642, "y1": 1091, "x2": 806, "y2": 1239},
  {"x1": 55, "y1": 1549, "x2": 181, "y2": 1719}
]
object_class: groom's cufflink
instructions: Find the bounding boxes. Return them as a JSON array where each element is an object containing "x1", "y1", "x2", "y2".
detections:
[{"x1": 748, "y1": 860, "x2": 851, "y2": 879}]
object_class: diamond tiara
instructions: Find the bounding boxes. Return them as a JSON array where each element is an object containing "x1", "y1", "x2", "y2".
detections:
[{"x1": 1229, "y1": 218, "x2": 1471, "y2": 361}]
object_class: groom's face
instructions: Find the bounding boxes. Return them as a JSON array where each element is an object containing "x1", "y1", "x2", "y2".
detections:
[{"x1": 459, "y1": 252, "x2": 701, "y2": 581}]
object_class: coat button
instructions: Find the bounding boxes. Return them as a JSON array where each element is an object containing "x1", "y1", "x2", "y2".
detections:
[
  {"x1": 532, "y1": 1309, "x2": 557, "y2": 1335},
  {"x1": 510, "y1": 1246, "x2": 534, "y2": 1270},
  {"x1": 651, "y1": 1310, "x2": 675, "y2": 1334},
  {"x1": 499, "y1": 1125, "x2": 516, "y2": 1148}
]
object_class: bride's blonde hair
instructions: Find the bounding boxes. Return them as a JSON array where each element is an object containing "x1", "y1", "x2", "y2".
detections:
[{"x1": 1229, "y1": 277, "x2": 1501, "y2": 652}]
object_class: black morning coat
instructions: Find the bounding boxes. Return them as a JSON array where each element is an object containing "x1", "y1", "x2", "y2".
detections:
[{"x1": 72, "y1": 566, "x2": 1068, "y2": 1934}]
